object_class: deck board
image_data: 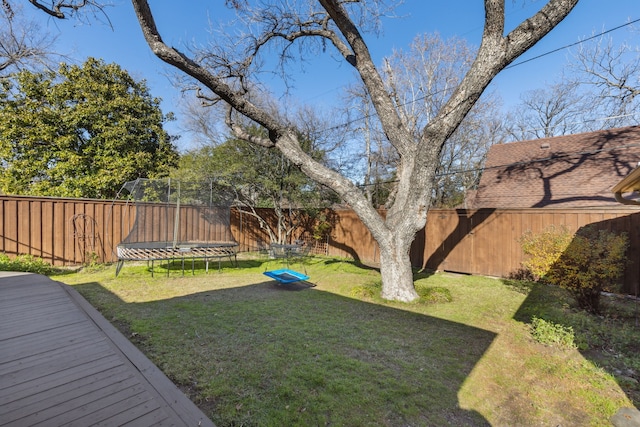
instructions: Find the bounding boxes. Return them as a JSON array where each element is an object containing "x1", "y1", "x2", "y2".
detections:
[
  {"x1": 0, "y1": 322, "x2": 98, "y2": 364},
  {"x1": 0, "y1": 358, "x2": 126, "y2": 407},
  {"x1": 0, "y1": 272, "x2": 215, "y2": 427},
  {"x1": 0, "y1": 364, "x2": 135, "y2": 414}
]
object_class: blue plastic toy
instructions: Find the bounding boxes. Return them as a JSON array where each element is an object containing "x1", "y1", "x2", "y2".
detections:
[{"x1": 263, "y1": 268, "x2": 310, "y2": 284}]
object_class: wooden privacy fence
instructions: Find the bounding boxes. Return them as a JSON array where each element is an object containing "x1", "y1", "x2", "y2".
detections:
[
  {"x1": 417, "y1": 208, "x2": 640, "y2": 295},
  {"x1": 0, "y1": 195, "x2": 133, "y2": 266},
  {"x1": 2, "y1": 194, "x2": 640, "y2": 293},
  {"x1": 0, "y1": 195, "x2": 246, "y2": 265}
]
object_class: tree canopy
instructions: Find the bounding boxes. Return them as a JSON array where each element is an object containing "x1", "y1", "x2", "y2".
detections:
[
  {"x1": 0, "y1": 57, "x2": 179, "y2": 198},
  {"x1": 175, "y1": 123, "x2": 339, "y2": 244}
]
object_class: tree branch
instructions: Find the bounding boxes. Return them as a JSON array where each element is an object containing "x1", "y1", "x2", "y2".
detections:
[
  {"x1": 225, "y1": 107, "x2": 274, "y2": 148},
  {"x1": 428, "y1": 0, "x2": 579, "y2": 141},
  {"x1": 130, "y1": 0, "x2": 284, "y2": 139},
  {"x1": 318, "y1": 0, "x2": 414, "y2": 157},
  {"x1": 27, "y1": 0, "x2": 86, "y2": 18},
  {"x1": 130, "y1": 0, "x2": 388, "y2": 239}
]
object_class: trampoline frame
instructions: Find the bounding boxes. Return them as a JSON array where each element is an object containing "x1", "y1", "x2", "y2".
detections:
[{"x1": 116, "y1": 241, "x2": 239, "y2": 277}]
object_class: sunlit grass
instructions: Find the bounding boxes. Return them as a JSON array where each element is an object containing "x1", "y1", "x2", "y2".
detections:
[{"x1": 52, "y1": 255, "x2": 637, "y2": 426}]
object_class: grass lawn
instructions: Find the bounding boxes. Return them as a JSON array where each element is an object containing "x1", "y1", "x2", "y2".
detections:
[{"x1": 52, "y1": 255, "x2": 640, "y2": 426}]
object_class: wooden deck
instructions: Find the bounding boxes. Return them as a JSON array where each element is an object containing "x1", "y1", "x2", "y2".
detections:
[{"x1": 0, "y1": 272, "x2": 215, "y2": 427}]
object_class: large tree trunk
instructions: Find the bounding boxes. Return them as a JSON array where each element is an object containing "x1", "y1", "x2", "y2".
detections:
[
  {"x1": 369, "y1": 202, "x2": 425, "y2": 302},
  {"x1": 378, "y1": 235, "x2": 419, "y2": 302}
]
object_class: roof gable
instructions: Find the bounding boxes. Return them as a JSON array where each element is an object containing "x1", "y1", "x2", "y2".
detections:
[{"x1": 471, "y1": 126, "x2": 640, "y2": 208}]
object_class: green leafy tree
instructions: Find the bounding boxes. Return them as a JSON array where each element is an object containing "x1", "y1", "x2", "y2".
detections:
[
  {"x1": 175, "y1": 125, "x2": 338, "y2": 245},
  {"x1": 0, "y1": 57, "x2": 178, "y2": 198}
]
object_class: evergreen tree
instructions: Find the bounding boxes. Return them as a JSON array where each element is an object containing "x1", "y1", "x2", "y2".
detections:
[{"x1": 0, "y1": 57, "x2": 179, "y2": 198}]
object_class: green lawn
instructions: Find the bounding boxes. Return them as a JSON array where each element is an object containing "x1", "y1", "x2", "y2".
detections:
[{"x1": 53, "y1": 256, "x2": 639, "y2": 426}]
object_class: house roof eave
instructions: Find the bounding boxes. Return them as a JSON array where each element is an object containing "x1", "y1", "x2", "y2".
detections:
[{"x1": 613, "y1": 166, "x2": 640, "y2": 205}]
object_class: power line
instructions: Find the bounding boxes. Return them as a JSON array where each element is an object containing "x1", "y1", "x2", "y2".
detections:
[
  {"x1": 505, "y1": 17, "x2": 640, "y2": 70},
  {"x1": 357, "y1": 134, "x2": 640, "y2": 188},
  {"x1": 316, "y1": 16, "x2": 640, "y2": 136}
]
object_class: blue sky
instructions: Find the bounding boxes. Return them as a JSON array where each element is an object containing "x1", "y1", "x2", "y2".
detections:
[{"x1": 23, "y1": 0, "x2": 640, "y2": 150}]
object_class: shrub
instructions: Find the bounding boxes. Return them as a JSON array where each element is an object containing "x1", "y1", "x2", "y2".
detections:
[
  {"x1": 416, "y1": 286, "x2": 453, "y2": 304},
  {"x1": 518, "y1": 225, "x2": 573, "y2": 281},
  {"x1": 312, "y1": 212, "x2": 333, "y2": 241},
  {"x1": 530, "y1": 316, "x2": 576, "y2": 349},
  {"x1": 350, "y1": 281, "x2": 381, "y2": 299},
  {"x1": 507, "y1": 267, "x2": 536, "y2": 282},
  {"x1": 0, "y1": 253, "x2": 60, "y2": 275},
  {"x1": 546, "y1": 226, "x2": 628, "y2": 314}
]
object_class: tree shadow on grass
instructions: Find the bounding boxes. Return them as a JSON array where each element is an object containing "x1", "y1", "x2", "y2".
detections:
[
  {"x1": 511, "y1": 279, "x2": 640, "y2": 409},
  {"x1": 71, "y1": 279, "x2": 495, "y2": 426},
  {"x1": 509, "y1": 214, "x2": 640, "y2": 410}
]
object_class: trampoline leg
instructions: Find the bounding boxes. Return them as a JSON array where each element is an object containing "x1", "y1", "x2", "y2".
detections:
[{"x1": 115, "y1": 260, "x2": 124, "y2": 277}]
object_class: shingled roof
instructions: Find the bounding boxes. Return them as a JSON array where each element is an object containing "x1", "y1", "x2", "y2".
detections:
[{"x1": 470, "y1": 126, "x2": 640, "y2": 208}]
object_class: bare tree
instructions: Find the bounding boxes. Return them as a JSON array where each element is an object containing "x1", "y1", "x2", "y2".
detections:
[
  {"x1": 507, "y1": 28, "x2": 640, "y2": 140},
  {"x1": 507, "y1": 81, "x2": 587, "y2": 141},
  {"x1": 571, "y1": 32, "x2": 640, "y2": 128},
  {"x1": 383, "y1": 34, "x2": 475, "y2": 132},
  {"x1": 343, "y1": 82, "x2": 397, "y2": 207},
  {"x1": 178, "y1": 96, "x2": 227, "y2": 149},
  {"x1": 0, "y1": 2, "x2": 60, "y2": 75},
  {"x1": 134, "y1": 0, "x2": 580, "y2": 302},
  {"x1": 32, "y1": 0, "x2": 580, "y2": 301},
  {"x1": 434, "y1": 101, "x2": 506, "y2": 207},
  {"x1": 379, "y1": 33, "x2": 507, "y2": 207}
]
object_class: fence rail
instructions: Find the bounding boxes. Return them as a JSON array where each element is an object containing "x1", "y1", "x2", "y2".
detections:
[{"x1": 2, "y1": 195, "x2": 639, "y2": 293}]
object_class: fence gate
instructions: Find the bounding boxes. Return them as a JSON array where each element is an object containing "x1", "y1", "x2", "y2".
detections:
[{"x1": 71, "y1": 214, "x2": 97, "y2": 265}]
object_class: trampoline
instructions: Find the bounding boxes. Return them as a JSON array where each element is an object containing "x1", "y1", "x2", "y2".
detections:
[{"x1": 112, "y1": 178, "x2": 238, "y2": 276}]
